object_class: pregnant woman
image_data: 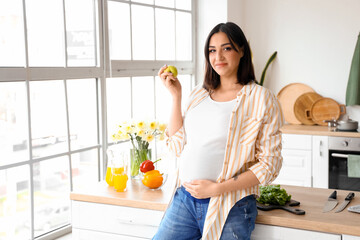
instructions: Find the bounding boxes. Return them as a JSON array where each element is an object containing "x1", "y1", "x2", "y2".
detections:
[{"x1": 154, "y1": 22, "x2": 284, "y2": 240}]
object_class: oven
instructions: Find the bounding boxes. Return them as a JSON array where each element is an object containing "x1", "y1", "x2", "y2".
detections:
[{"x1": 328, "y1": 136, "x2": 360, "y2": 191}]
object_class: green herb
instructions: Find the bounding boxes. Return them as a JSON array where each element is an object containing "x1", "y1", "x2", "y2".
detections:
[{"x1": 257, "y1": 185, "x2": 291, "y2": 206}]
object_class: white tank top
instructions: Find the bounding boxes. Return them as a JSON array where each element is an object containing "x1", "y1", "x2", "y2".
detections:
[{"x1": 179, "y1": 95, "x2": 236, "y2": 184}]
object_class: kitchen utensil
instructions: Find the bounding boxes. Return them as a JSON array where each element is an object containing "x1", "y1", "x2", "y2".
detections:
[
  {"x1": 294, "y1": 92, "x2": 322, "y2": 125},
  {"x1": 336, "y1": 119, "x2": 359, "y2": 131},
  {"x1": 335, "y1": 192, "x2": 355, "y2": 213},
  {"x1": 348, "y1": 204, "x2": 360, "y2": 213},
  {"x1": 277, "y1": 83, "x2": 315, "y2": 124},
  {"x1": 310, "y1": 98, "x2": 346, "y2": 126},
  {"x1": 323, "y1": 190, "x2": 338, "y2": 212},
  {"x1": 256, "y1": 199, "x2": 305, "y2": 215},
  {"x1": 324, "y1": 117, "x2": 359, "y2": 132}
]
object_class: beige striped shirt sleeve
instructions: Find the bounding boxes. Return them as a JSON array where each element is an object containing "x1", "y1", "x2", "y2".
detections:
[{"x1": 248, "y1": 91, "x2": 284, "y2": 186}]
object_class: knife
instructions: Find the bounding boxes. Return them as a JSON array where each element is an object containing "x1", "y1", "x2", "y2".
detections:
[
  {"x1": 323, "y1": 190, "x2": 338, "y2": 213},
  {"x1": 335, "y1": 192, "x2": 355, "y2": 213}
]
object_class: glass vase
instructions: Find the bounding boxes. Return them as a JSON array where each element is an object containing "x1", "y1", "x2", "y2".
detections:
[{"x1": 130, "y1": 148, "x2": 151, "y2": 179}]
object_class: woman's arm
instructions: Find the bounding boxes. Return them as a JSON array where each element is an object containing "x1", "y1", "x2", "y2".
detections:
[
  {"x1": 158, "y1": 65, "x2": 183, "y2": 137},
  {"x1": 183, "y1": 171, "x2": 260, "y2": 199}
]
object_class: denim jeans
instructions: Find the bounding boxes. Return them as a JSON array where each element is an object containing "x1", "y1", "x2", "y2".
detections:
[{"x1": 153, "y1": 186, "x2": 257, "y2": 240}]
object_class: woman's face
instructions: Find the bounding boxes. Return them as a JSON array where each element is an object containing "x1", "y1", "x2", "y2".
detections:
[{"x1": 208, "y1": 31, "x2": 243, "y2": 79}]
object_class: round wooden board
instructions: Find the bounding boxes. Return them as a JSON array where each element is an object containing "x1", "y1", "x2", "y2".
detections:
[
  {"x1": 277, "y1": 83, "x2": 315, "y2": 124},
  {"x1": 310, "y1": 98, "x2": 342, "y2": 126},
  {"x1": 294, "y1": 92, "x2": 323, "y2": 125}
]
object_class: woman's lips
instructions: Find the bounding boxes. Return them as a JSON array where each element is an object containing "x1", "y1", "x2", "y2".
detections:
[{"x1": 215, "y1": 63, "x2": 227, "y2": 67}]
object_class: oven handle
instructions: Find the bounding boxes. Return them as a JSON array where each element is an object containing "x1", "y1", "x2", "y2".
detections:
[{"x1": 331, "y1": 153, "x2": 348, "y2": 158}]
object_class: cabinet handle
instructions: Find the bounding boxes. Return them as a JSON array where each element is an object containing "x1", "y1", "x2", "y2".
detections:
[
  {"x1": 116, "y1": 218, "x2": 159, "y2": 227},
  {"x1": 319, "y1": 140, "x2": 322, "y2": 157},
  {"x1": 331, "y1": 153, "x2": 348, "y2": 159}
]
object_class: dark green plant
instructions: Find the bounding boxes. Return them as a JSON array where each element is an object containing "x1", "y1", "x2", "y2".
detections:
[
  {"x1": 259, "y1": 51, "x2": 278, "y2": 86},
  {"x1": 257, "y1": 184, "x2": 291, "y2": 206}
]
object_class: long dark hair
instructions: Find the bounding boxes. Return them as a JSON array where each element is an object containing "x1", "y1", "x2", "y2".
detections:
[{"x1": 203, "y1": 22, "x2": 255, "y2": 91}]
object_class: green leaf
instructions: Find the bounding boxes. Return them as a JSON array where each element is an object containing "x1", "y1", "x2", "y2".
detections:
[{"x1": 259, "y1": 51, "x2": 278, "y2": 86}]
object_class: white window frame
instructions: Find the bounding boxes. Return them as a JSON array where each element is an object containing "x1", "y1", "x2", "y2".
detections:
[{"x1": 0, "y1": 0, "x2": 196, "y2": 239}]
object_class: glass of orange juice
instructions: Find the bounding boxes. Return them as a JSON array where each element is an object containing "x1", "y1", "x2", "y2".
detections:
[
  {"x1": 112, "y1": 151, "x2": 129, "y2": 192},
  {"x1": 105, "y1": 149, "x2": 115, "y2": 186}
]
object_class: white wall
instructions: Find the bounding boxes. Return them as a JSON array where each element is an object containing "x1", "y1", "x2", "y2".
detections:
[
  {"x1": 196, "y1": 0, "x2": 360, "y2": 122},
  {"x1": 195, "y1": 0, "x2": 228, "y2": 85}
]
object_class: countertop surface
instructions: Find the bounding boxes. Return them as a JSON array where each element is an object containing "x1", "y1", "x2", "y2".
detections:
[
  {"x1": 281, "y1": 124, "x2": 360, "y2": 137},
  {"x1": 70, "y1": 173, "x2": 177, "y2": 211},
  {"x1": 70, "y1": 179, "x2": 360, "y2": 236},
  {"x1": 256, "y1": 185, "x2": 360, "y2": 236}
]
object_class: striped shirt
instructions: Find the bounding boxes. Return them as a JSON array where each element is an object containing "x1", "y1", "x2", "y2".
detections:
[{"x1": 166, "y1": 81, "x2": 284, "y2": 240}]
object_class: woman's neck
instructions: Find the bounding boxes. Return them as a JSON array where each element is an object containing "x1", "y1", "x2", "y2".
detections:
[
  {"x1": 217, "y1": 77, "x2": 242, "y2": 92},
  {"x1": 210, "y1": 78, "x2": 243, "y2": 102}
]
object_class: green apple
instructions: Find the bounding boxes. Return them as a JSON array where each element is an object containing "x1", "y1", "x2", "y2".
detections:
[{"x1": 164, "y1": 65, "x2": 178, "y2": 78}]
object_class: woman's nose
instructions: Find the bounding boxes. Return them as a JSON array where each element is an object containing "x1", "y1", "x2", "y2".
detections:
[{"x1": 216, "y1": 50, "x2": 224, "y2": 60}]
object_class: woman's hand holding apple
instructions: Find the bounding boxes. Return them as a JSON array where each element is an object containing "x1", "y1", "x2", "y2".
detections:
[{"x1": 158, "y1": 65, "x2": 182, "y2": 100}]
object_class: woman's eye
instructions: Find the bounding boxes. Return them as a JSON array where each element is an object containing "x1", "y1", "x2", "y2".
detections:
[
  {"x1": 224, "y1": 47, "x2": 232, "y2": 51},
  {"x1": 209, "y1": 49, "x2": 216, "y2": 53}
]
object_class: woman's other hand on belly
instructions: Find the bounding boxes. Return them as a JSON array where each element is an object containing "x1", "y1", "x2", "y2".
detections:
[{"x1": 183, "y1": 180, "x2": 221, "y2": 199}]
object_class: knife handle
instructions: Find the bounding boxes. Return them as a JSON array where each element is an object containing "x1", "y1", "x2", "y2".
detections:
[
  {"x1": 345, "y1": 192, "x2": 355, "y2": 201},
  {"x1": 329, "y1": 190, "x2": 337, "y2": 200}
]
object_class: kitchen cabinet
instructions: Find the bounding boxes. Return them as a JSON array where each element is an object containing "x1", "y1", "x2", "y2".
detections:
[
  {"x1": 343, "y1": 235, "x2": 360, "y2": 240},
  {"x1": 274, "y1": 133, "x2": 330, "y2": 188},
  {"x1": 312, "y1": 135, "x2": 329, "y2": 188},
  {"x1": 72, "y1": 200, "x2": 164, "y2": 239},
  {"x1": 273, "y1": 134, "x2": 312, "y2": 187},
  {"x1": 251, "y1": 224, "x2": 341, "y2": 240}
]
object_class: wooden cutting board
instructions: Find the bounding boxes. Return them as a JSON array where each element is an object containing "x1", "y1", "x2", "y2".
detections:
[
  {"x1": 310, "y1": 98, "x2": 346, "y2": 126},
  {"x1": 277, "y1": 83, "x2": 315, "y2": 124},
  {"x1": 294, "y1": 92, "x2": 323, "y2": 125}
]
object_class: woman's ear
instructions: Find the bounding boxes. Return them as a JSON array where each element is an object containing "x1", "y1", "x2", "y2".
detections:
[{"x1": 239, "y1": 46, "x2": 244, "y2": 58}]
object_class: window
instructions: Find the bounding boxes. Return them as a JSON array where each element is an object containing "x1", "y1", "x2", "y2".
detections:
[{"x1": 0, "y1": 0, "x2": 194, "y2": 239}]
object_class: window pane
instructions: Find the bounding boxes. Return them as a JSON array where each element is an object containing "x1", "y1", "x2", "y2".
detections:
[
  {"x1": 0, "y1": 82, "x2": 29, "y2": 167},
  {"x1": 67, "y1": 79, "x2": 98, "y2": 150},
  {"x1": 65, "y1": 0, "x2": 97, "y2": 66},
  {"x1": 33, "y1": 157, "x2": 70, "y2": 237},
  {"x1": 178, "y1": 74, "x2": 192, "y2": 109},
  {"x1": 30, "y1": 80, "x2": 68, "y2": 158},
  {"x1": 0, "y1": 0, "x2": 25, "y2": 67},
  {"x1": 132, "y1": 76, "x2": 155, "y2": 119},
  {"x1": 108, "y1": 2, "x2": 131, "y2": 60},
  {"x1": 155, "y1": 74, "x2": 191, "y2": 122},
  {"x1": 155, "y1": 77, "x2": 172, "y2": 122},
  {"x1": 26, "y1": 0, "x2": 65, "y2": 66},
  {"x1": 176, "y1": 11, "x2": 192, "y2": 60},
  {"x1": 155, "y1": 9, "x2": 175, "y2": 60},
  {"x1": 0, "y1": 166, "x2": 31, "y2": 240},
  {"x1": 72, "y1": 149, "x2": 99, "y2": 191},
  {"x1": 132, "y1": 0, "x2": 153, "y2": 4},
  {"x1": 155, "y1": 0, "x2": 174, "y2": 8},
  {"x1": 175, "y1": 0, "x2": 191, "y2": 10},
  {"x1": 106, "y1": 78, "x2": 131, "y2": 142},
  {"x1": 132, "y1": 5, "x2": 154, "y2": 60}
]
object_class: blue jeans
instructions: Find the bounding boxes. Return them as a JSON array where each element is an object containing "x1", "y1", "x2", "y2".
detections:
[{"x1": 153, "y1": 186, "x2": 257, "y2": 240}]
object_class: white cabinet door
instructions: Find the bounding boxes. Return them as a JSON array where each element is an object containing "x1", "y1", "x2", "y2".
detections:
[
  {"x1": 343, "y1": 235, "x2": 360, "y2": 240},
  {"x1": 312, "y1": 136, "x2": 329, "y2": 188},
  {"x1": 282, "y1": 134, "x2": 312, "y2": 150},
  {"x1": 274, "y1": 134, "x2": 312, "y2": 187},
  {"x1": 72, "y1": 201, "x2": 164, "y2": 239},
  {"x1": 73, "y1": 228, "x2": 149, "y2": 240},
  {"x1": 251, "y1": 224, "x2": 341, "y2": 240},
  {"x1": 273, "y1": 149, "x2": 312, "y2": 187}
]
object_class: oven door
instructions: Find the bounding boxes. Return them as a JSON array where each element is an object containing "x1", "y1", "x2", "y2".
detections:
[{"x1": 329, "y1": 150, "x2": 360, "y2": 191}]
